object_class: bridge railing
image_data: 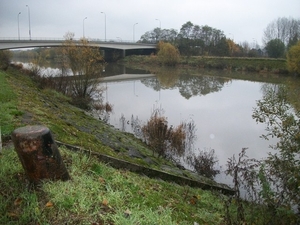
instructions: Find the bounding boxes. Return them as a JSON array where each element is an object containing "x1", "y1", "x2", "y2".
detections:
[
  {"x1": 0, "y1": 37, "x2": 158, "y2": 44},
  {"x1": 0, "y1": 37, "x2": 66, "y2": 41}
]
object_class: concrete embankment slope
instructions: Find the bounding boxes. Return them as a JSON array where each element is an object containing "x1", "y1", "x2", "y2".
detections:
[{"x1": 56, "y1": 141, "x2": 234, "y2": 195}]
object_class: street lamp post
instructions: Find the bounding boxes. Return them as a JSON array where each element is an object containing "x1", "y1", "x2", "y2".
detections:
[
  {"x1": 26, "y1": 5, "x2": 31, "y2": 40},
  {"x1": 101, "y1": 12, "x2": 106, "y2": 42},
  {"x1": 18, "y1": 12, "x2": 21, "y2": 40},
  {"x1": 155, "y1": 18, "x2": 161, "y2": 29},
  {"x1": 228, "y1": 33, "x2": 235, "y2": 56},
  {"x1": 155, "y1": 19, "x2": 161, "y2": 41},
  {"x1": 252, "y1": 38, "x2": 257, "y2": 49},
  {"x1": 83, "y1": 17, "x2": 87, "y2": 38},
  {"x1": 133, "y1": 22, "x2": 138, "y2": 42}
]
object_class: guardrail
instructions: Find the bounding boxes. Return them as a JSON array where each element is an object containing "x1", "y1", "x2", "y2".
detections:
[
  {"x1": 0, "y1": 38, "x2": 157, "y2": 50},
  {"x1": 0, "y1": 37, "x2": 158, "y2": 44}
]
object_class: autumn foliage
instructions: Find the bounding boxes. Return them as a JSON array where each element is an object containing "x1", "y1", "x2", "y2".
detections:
[
  {"x1": 287, "y1": 41, "x2": 300, "y2": 75},
  {"x1": 60, "y1": 32, "x2": 104, "y2": 108},
  {"x1": 157, "y1": 41, "x2": 180, "y2": 66},
  {"x1": 142, "y1": 110, "x2": 185, "y2": 158}
]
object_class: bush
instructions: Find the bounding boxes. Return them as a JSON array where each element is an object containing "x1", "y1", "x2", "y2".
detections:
[
  {"x1": 287, "y1": 41, "x2": 300, "y2": 75},
  {"x1": 142, "y1": 110, "x2": 185, "y2": 158},
  {"x1": 187, "y1": 149, "x2": 220, "y2": 179},
  {"x1": 265, "y1": 39, "x2": 285, "y2": 58},
  {"x1": 0, "y1": 50, "x2": 12, "y2": 70},
  {"x1": 157, "y1": 41, "x2": 180, "y2": 66}
]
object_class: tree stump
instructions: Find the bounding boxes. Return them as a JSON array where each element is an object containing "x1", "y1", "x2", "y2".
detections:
[{"x1": 12, "y1": 125, "x2": 70, "y2": 184}]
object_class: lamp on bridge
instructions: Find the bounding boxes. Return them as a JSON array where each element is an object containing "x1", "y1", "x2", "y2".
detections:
[
  {"x1": 155, "y1": 18, "x2": 161, "y2": 41},
  {"x1": 26, "y1": 5, "x2": 31, "y2": 40},
  {"x1": 155, "y1": 18, "x2": 161, "y2": 29},
  {"x1": 101, "y1": 12, "x2": 106, "y2": 42},
  {"x1": 18, "y1": 12, "x2": 21, "y2": 40},
  {"x1": 83, "y1": 17, "x2": 87, "y2": 38},
  {"x1": 133, "y1": 22, "x2": 138, "y2": 42}
]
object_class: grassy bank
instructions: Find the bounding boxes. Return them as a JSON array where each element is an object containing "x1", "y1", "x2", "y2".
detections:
[
  {"x1": 121, "y1": 55, "x2": 288, "y2": 74},
  {"x1": 1, "y1": 146, "x2": 226, "y2": 224}
]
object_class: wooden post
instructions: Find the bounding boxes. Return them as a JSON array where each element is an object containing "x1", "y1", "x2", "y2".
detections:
[{"x1": 12, "y1": 125, "x2": 70, "y2": 184}]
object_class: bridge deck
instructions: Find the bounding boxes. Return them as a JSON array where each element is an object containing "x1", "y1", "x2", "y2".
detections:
[{"x1": 0, "y1": 39, "x2": 156, "y2": 50}]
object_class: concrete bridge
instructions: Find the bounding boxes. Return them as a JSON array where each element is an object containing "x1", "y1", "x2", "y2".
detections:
[{"x1": 0, "y1": 38, "x2": 156, "y2": 58}]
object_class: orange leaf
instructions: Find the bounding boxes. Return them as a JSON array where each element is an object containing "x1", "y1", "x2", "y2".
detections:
[
  {"x1": 190, "y1": 196, "x2": 198, "y2": 205},
  {"x1": 99, "y1": 177, "x2": 106, "y2": 184},
  {"x1": 8, "y1": 212, "x2": 18, "y2": 218},
  {"x1": 14, "y1": 197, "x2": 22, "y2": 206},
  {"x1": 102, "y1": 199, "x2": 108, "y2": 206},
  {"x1": 45, "y1": 201, "x2": 54, "y2": 207}
]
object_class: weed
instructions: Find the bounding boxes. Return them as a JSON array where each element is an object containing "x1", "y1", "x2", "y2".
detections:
[
  {"x1": 142, "y1": 109, "x2": 186, "y2": 158},
  {"x1": 187, "y1": 148, "x2": 220, "y2": 179}
]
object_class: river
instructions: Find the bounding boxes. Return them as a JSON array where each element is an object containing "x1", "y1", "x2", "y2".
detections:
[
  {"x1": 15, "y1": 60, "x2": 288, "y2": 186},
  {"x1": 99, "y1": 65, "x2": 284, "y2": 185}
]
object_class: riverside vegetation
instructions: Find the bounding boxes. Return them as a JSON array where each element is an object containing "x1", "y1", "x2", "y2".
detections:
[{"x1": 120, "y1": 54, "x2": 288, "y2": 74}]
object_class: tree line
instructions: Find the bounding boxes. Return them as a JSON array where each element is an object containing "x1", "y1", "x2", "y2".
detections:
[{"x1": 139, "y1": 17, "x2": 300, "y2": 58}]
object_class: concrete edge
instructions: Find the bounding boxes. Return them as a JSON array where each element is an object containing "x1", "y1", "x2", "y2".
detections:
[{"x1": 55, "y1": 140, "x2": 235, "y2": 195}]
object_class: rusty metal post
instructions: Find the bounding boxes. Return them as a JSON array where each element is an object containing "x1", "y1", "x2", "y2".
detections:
[{"x1": 12, "y1": 125, "x2": 70, "y2": 184}]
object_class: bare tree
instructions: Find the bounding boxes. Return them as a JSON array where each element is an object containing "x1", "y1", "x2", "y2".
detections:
[
  {"x1": 263, "y1": 17, "x2": 300, "y2": 47},
  {"x1": 60, "y1": 32, "x2": 104, "y2": 108}
]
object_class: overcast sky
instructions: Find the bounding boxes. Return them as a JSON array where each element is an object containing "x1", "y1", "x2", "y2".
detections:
[{"x1": 0, "y1": 0, "x2": 299, "y2": 46}]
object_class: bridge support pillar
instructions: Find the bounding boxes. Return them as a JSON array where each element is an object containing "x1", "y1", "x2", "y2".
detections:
[
  {"x1": 100, "y1": 49, "x2": 105, "y2": 58},
  {"x1": 122, "y1": 50, "x2": 126, "y2": 58}
]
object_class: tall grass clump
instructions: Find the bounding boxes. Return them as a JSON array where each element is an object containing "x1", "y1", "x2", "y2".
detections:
[{"x1": 142, "y1": 109, "x2": 185, "y2": 159}]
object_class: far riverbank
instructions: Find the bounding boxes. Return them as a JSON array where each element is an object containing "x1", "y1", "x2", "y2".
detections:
[{"x1": 120, "y1": 55, "x2": 288, "y2": 74}]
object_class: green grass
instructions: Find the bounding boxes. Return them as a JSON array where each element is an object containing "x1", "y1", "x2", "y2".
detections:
[
  {"x1": 0, "y1": 146, "x2": 225, "y2": 224},
  {"x1": 0, "y1": 71, "x2": 23, "y2": 136},
  {"x1": 1, "y1": 145, "x2": 297, "y2": 224}
]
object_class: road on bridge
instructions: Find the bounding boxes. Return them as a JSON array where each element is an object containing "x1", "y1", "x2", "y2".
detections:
[{"x1": 0, "y1": 38, "x2": 156, "y2": 51}]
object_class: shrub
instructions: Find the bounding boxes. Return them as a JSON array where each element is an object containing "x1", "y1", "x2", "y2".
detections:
[
  {"x1": 187, "y1": 148, "x2": 220, "y2": 179},
  {"x1": 157, "y1": 41, "x2": 180, "y2": 66},
  {"x1": 265, "y1": 39, "x2": 285, "y2": 58},
  {"x1": 142, "y1": 110, "x2": 185, "y2": 158},
  {"x1": 0, "y1": 50, "x2": 12, "y2": 70},
  {"x1": 287, "y1": 41, "x2": 300, "y2": 75}
]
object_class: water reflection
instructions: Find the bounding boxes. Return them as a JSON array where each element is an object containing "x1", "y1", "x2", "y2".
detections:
[
  {"x1": 100, "y1": 69, "x2": 278, "y2": 180},
  {"x1": 143, "y1": 74, "x2": 231, "y2": 99}
]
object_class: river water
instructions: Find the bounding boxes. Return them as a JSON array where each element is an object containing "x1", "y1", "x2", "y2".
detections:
[
  {"x1": 100, "y1": 66, "x2": 283, "y2": 185},
  {"x1": 16, "y1": 60, "x2": 284, "y2": 186}
]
